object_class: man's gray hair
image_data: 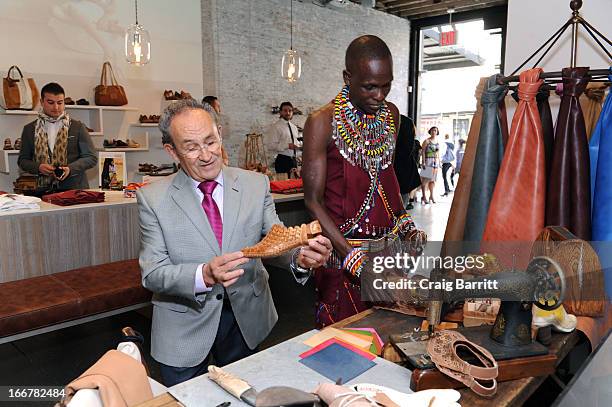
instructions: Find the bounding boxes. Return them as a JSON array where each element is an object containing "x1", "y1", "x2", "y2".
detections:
[{"x1": 158, "y1": 99, "x2": 218, "y2": 145}]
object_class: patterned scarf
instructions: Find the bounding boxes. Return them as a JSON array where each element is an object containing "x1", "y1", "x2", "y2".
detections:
[{"x1": 34, "y1": 111, "x2": 70, "y2": 187}]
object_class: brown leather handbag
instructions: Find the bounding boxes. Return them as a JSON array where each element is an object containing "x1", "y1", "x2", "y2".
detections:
[
  {"x1": 94, "y1": 61, "x2": 128, "y2": 106},
  {"x1": 0, "y1": 65, "x2": 39, "y2": 110}
]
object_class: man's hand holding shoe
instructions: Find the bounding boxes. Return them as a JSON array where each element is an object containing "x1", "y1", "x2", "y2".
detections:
[
  {"x1": 296, "y1": 235, "x2": 332, "y2": 269},
  {"x1": 203, "y1": 251, "x2": 248, "y2": 288}
]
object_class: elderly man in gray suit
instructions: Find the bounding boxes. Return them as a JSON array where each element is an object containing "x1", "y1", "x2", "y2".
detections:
[{"x1": 137, "y1": 99, "x2": 332, "y2": 386}]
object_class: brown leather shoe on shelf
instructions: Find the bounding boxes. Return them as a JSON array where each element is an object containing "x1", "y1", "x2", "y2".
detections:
[
  {"x1": 242, "y1": 220, "x2": 322, "y2": 258},
  {"x1": 163, "y1": 90, "x2": 175, "y2": 100},
  {"x1": 180, "y1": 90, "x2": 193, "y2": 100},
  {"x1": 3, "y1": 138, "x2": 12, "y2": 150},
  {"x1": 64, "y1": 97, "x2": 75, "y2": 105},
  {"x1": 13, "y1": 138, "x2": 21, "y2": 150},
  {"x1": 127, "y1": 139, "x2": 140, "y2": 148}
]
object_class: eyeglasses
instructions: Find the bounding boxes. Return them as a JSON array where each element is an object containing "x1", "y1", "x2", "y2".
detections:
[{"x1": 174, "y1": 139, "x2": 221, "y2": 158}]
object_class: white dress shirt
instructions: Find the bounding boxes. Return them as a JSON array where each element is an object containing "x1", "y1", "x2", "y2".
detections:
[
  {"x1": 265, "y1": 118, "x2": 300, "y2": 158},
  {"x1": 46, "y1": 120, "x2": 63, "y2": 152},
  {"x1": 191, "y1": 171, "x2": 224, "y2": 294}
]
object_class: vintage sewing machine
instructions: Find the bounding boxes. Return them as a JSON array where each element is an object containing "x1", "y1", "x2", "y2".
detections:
[{"x1": 426, "y1": 256, "x2": 566, "y2": 347}]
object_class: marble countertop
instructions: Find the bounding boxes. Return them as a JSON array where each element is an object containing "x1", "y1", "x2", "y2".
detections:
[{"x1": 169, "y1": 330, "x2": 413, "y2": 407}]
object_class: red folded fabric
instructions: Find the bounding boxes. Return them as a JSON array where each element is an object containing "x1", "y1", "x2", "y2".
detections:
[
  {"x1": 42, "y1": 190, "x2": 105, "y2": 206},
  {"x1": 270, "y1": 178, "x2": 303, "y2": 194}
]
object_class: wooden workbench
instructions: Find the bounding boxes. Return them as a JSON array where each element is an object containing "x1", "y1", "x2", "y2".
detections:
[{"x1": 331, "y1": 308, "x2": 580, "y2": 407}]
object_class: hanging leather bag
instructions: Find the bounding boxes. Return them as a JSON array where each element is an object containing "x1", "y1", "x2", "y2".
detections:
[
  {"x1": 0, "y1": 65, "x2": 39, "y2": 110},
  {"x1": 94, "y1": 61, "x2": 128, "y2": 106}
]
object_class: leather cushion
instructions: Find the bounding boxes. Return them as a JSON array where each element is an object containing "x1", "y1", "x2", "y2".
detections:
[
  {"x1": 0, "y1": 275, "x2": 81, "y2": 337},
  {"x1": 53, "y1": 260, "x2": 151, "y2": 316},
  {"x1": 0, "y1": 260, "x2": 151, "y2": 338}
]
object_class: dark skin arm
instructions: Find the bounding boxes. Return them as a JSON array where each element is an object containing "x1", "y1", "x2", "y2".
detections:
[{"x1": 302, "y1": 101, "x2": 399, "y2": 260}]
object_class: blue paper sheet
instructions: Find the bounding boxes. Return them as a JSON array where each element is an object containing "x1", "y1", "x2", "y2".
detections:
[{"x1": 299, "y1": 342, "x2": 376, "y2": 383}]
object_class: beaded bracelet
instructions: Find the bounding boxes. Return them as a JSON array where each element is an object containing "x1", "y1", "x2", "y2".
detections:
[{"x1": 342, "y1": 248, "x2": 367, "y2": 278}]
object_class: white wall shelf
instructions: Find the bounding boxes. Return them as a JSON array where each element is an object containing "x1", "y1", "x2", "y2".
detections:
[
  {"x1": 97, "y1": 147, "x2": 149, "y2": 152},
  {"x1": 130, "y1": 123, "x2": 159, "y2": 127},
  {"x1": 1, "y1": 106, "x2": 139, "y2": 115},
  {"x1": 0, "y1": 110, "x2": 37, "y2": 115}
]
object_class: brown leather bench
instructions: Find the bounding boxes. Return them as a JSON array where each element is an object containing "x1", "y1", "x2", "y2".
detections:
[{"x1": 0, "y1": 259, "x2": 151, "y2": 344}]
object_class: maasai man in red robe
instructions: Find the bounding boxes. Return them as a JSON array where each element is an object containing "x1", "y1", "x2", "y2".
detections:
[{"x1": 303, "y1": 35, "x2": 417, "y2": 327}]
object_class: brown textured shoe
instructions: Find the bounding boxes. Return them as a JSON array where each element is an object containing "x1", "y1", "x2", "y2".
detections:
[{"x1": 242, "y1": 220, "x2": 322, "y2": 258}]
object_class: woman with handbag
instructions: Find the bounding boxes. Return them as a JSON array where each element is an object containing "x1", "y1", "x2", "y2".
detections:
[{"x1": 419, "y1": 126, "x2": 440, "y2": 204}]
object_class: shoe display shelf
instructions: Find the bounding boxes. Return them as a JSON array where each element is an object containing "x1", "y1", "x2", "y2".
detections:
[
  {"x1": 0, "y1": 105, "x2": 150, "y2": 173},
  {"x1": 0, "y1": 149, "x2": 19, "y2": 173}
]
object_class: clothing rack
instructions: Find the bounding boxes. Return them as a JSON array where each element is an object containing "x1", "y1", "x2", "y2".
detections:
[{"x1": 498, "y1": 0, "x2": 610, "y2": 85}]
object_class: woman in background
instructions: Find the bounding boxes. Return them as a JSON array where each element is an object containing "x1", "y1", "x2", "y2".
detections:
[{"x1": 420, "y1": 126, "x2": 440, "y2": 204}]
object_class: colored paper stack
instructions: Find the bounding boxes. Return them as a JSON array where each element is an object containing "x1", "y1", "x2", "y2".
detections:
[{"x1": 299, "y1": 327, "x2": 384, "y2": 382}]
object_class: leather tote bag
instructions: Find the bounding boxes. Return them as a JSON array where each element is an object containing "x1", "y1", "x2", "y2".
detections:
[
  {"x1": 0, "y1": 65, "x2": 39, "y2": 110},
  {"x1": 94, "y1": 61, "x2": 128, "y2": 106}
]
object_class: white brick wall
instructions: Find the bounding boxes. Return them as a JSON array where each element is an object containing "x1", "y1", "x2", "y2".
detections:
[{"x1": 201, "y1": 0, "x2": 411, "y2": 166}]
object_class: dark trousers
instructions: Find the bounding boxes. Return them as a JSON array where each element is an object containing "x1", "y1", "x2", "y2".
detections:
[
  {"x1": 159, "y1": 302, "x2": 256, "y2": 387},
  {"x1": 274, "y1": 154, "x2": 297, "y2": 175},
  {"x1": 442, "y1": 162, "x2": 453, "y2": 193}
]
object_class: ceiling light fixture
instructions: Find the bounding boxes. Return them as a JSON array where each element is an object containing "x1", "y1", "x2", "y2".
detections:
[
  {"x1": 281, "y1": 0, "x2": 302, "y2": 83},
  {"x1": 125, "y1": 0, "x2": 151, "y2": 66}
]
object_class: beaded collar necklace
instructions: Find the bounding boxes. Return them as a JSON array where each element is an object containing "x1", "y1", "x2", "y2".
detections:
[{"x1": 332, "y1": 85, "x2": 395, "y2": 172}]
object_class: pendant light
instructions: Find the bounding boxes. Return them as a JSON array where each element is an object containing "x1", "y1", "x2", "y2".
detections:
[
  {"x1": 125, "y1": 0, "x2": 151, "y2": 65},
  {"x1": 281, "y1": 0, "x2": 301, "y2": 83}
]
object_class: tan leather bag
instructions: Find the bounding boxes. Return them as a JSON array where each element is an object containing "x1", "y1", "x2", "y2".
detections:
[
  {"x1": 94, "y1": 61, "x2": 128, "y2": 106},
  {"x1": 0, "y1": 65, "x2": 39, "y2": 110}
]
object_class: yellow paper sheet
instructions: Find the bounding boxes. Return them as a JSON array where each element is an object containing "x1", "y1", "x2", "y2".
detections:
[{"x1": 303, "y1": 327, "x2": 372, "y2": 350}]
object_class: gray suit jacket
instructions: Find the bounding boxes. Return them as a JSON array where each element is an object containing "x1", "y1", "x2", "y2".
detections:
[
  {"x1": 137, "y1": 167, "x2": 284, "y2": 367},
  {"x1": 18, "y1": 119, "x2": 98, "y2": 190}
]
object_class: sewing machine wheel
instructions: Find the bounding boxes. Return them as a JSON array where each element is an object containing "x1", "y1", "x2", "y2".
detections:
[{"x1": 526, "y1": 256, "x2": 565, "y2": 311}]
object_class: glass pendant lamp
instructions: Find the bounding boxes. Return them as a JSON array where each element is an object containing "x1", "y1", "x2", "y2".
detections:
[
  {"x1": 125, "y1": 0, "x2": 151, "y2": 65},
  {"x1": 281, "y1": 0, "x2": 301, "y2": 83}
]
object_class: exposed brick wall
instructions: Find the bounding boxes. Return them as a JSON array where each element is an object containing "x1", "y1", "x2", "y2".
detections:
[{"x1": 201, "y1": 0, "x2": 410, "y2": 167}]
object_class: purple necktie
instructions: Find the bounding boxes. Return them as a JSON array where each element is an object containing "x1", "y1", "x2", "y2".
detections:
[{"x1": 198, "y1": 181, "x2": 223, "y2": 248}]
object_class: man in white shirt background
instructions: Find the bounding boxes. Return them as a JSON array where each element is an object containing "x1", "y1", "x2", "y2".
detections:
[{"x1": 265, "y1": 101, "x2": 301, "y2": 177}]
